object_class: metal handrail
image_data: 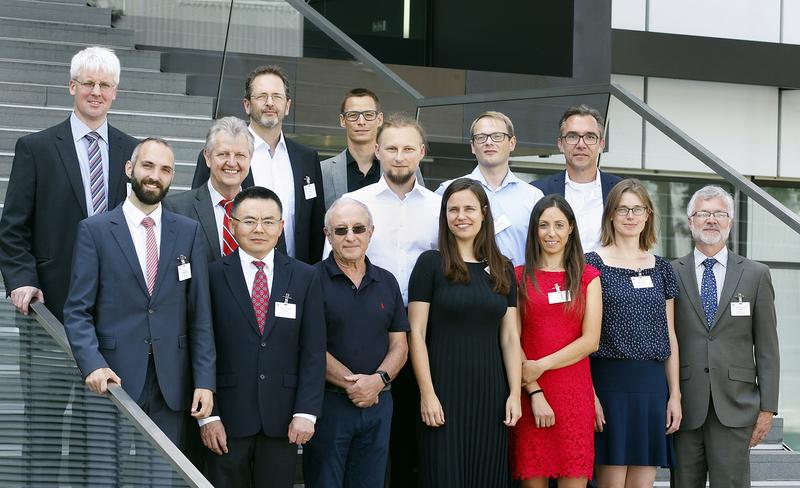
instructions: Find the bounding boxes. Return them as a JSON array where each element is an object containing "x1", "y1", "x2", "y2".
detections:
[{"x1": 29, "y1": 301, "x2": 213, "y2": 488}]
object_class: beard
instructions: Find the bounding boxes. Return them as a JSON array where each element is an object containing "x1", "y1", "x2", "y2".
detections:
[
  {"x1": 251, "y1": 110, "x2": 281, "y2": 130},
  {"x1": 691, "y1": 226, "x2": 731, "y2": 246},
  {"x1": 384, "y1": 166, "x2": 415, "y2": 186},
  {"x1": 131, "y1": 175, "x2": 169, "y2": 205}
]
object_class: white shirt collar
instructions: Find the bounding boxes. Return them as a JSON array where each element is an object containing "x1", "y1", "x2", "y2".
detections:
[
  {"x1": 70, "y1": 112, "x2": 108, "y2": 143},
  {"x1": 122, "y1": 198, "x2": 162, "y2": 229},
  {"x1": 693, "y1": 246, "x2": 728, "y2": 269},
  {"x1": 248, "y1": 126, "x2": 287, "y2": 154},
  {"x1": 239, "y1": 247, "x2": 275, "y2": 271},
  {"x1": 207, "y1": 180, "x2": 240, "y2": 206},
  {"x1": 374, "y1": 174, "x2": 427, "y2": 200},
  {"x1": 565, "y1": 169, "x2": 601, "y2": 190},
  {"x1": 467, "y1": 165, "x2": 523, "y2": 191}
]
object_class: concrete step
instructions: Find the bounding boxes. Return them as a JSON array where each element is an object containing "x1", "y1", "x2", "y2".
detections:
[
  {"x1": 0, "y1": 60, "x2": 188, "y2": 94},
  {"x1": 0, "y1": 128, "x2": 206, "y2": 162},
  {"x1": 0, "y1": 104, "x2": 211, "y2": 139},
  {"x1": 0, "y1": 82, "x2": 213, "y2": 117},
  {"x1": 0, "y1": 38, "x2": 162, "y2": 71},
  {"x1": 0, "y1": 17, "x2": 135, "y2": 48},
  {"x1": 28, "y1": 0, "x2": 89, "y2": 5},
  {"x1": 0, "y1": 155, "x2": 195, "y2": 190},
  {"x1": 0, "y1": 0, "x2": 111, "y2": 26}
]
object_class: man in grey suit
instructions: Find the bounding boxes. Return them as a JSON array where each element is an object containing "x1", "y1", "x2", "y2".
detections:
[
  {"x1": 671, "y1": 185, "x2": 779, "y2": 488},
  {"x1": 165, "y1": 116, "x2": 253, "y2": 261},
  {"x1": 320, "y1": 88, "x2": 384, "y2": 209}
]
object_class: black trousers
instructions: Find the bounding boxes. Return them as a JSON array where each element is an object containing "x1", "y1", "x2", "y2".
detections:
[{"x1": 205, "y1": 432, "x2": 298, "y2": 488}]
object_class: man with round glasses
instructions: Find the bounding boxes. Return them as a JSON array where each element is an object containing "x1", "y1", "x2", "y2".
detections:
[
  {"x1": 671, "y1": 185, "x2": 779, "y2": 487},
  {"x1": 532, "y1": 104, "x2": 622, "y2": 252},
  {"x1": 435, "y1": 111, "x2": 543, "y2": 265},
  {"x1": 304, "y1": 197, "x2": 409, "y2": 487}
]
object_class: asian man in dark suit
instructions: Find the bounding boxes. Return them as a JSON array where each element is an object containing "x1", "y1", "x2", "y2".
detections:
[
  {"x1": 191, "y1": 65, "x2": 325, "y2": 265},
  {"x1": 0, "y1": 46, "x2": 138, "y2": 484},
  {"x1": 165, "y1": 116, "x2": 253, "y2": 262},
  {"x1": 671, "y1": 186, "x2": 779, "y2": 487},
  {"x1": 63, "y1": 138, "x2": 216, "y2": 445},
  {"x1": 201, "y1": 186, "x2": 326, "y2": 488},
  {"x1": 532, "y1": 104, "x2": 622, "y2": 252}
]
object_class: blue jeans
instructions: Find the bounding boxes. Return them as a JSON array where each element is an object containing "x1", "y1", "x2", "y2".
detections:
[{"x1": 303, "y1": 389, "x2": 393, "y2": 488}]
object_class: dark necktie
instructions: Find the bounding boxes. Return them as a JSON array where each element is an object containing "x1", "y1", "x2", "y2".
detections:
[
  {"x1": 251, "y1": 261, "x2": 270, "y2": 334},
  {"x1": 700, "y1": 257, "x2": 718, "y2": 329},
  {"x1": 85, "y1": 131, "x2": 107, "y2": 214}
]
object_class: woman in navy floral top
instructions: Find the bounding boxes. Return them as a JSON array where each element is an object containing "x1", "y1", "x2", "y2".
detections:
[{"x1": 585, "y1": 178, "x2": 682, "y2": 487}]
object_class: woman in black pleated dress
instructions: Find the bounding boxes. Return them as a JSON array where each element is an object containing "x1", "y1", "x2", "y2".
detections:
[{"x1": 408, "y1": 178, "x2": 522, "y2": 488}]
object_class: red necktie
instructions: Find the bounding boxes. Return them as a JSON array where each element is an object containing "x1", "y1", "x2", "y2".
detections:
[
  {"x1": 251, "y1": 261, "x2": 270, "y2": 334},
  {"x1": 220, "y1": 199, "x2": 238, "y2": 256},
  {"x1": 141, "y1": 216, "x2": 158, "y2": 296}
]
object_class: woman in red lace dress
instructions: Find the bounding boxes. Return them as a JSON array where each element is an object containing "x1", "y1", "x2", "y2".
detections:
[{"x1": 510, "y1": 194, "x2": 602, "y2": 487}]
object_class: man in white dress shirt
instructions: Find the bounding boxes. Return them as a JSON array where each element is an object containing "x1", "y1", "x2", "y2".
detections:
[
  {"x1": 436, "y1": 111, "x2": 543, "y2": 265},
  {"x1": 532, "y1": 104, "x2": 622, "y2": 252},
  {"x1": 192, "y1": 65, "x2": 325, "y2": 264}
]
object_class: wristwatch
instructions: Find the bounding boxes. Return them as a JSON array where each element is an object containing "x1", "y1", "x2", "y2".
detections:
[{"x1": 376, "y1": 370, "x2": 391, "y2": 386}]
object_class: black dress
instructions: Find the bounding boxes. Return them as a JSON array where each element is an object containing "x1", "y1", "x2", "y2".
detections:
[{"x1": 408, "y1": 250, "x2": 516, "y2": 488}]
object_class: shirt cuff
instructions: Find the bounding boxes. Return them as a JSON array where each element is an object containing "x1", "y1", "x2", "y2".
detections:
[
  {"x1": 293, "y1": 413, "x2": 317, "y2": 424},
  {"x1": 197, "y1": 415, "x2": 221, "y2": 427}
]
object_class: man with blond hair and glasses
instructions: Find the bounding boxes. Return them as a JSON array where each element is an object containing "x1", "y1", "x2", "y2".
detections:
[
  {"x1": 436, "y1": 111, "x2": 543, "y2": 265},
  {"x1": 0, "y1": 46, "x2": 138, "y2": 485},
  {"x1": 533, "y1": 104, "x2": 621, "y2": 252}
]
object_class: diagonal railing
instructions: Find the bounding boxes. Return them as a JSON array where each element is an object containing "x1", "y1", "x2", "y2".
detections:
[{"x1": 28, "y1": 301, "x2": 213, "y2": 488}]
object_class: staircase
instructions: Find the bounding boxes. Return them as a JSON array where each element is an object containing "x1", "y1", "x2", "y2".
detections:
[{"x1": 0, "y1": 0, "x2": 212, "y2": 210}]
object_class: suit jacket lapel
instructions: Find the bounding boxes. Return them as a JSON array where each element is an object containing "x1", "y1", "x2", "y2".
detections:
[
  {"x1": 676, "y1": 253, "x2": 707, "y2": 328},
  {"x1": 332, "y1": 150, "x2": 348, "y2": 201},
  {"x1": 107, "y1": 125, "x2": 127, "y2": 207},
  {"x1": 554, "y1": 171, "x2": 567, "y2": 197},
  {"x1": 286, "y1": 138, "x2": 306, "y2": 226},
  {"x1": 262, "y1": 251, "x2": 293, "y2": 342},
  {"x1": 222, "y1": 251, "x2": 260, "y2": 334},
  {"x1": 109, "y1": 207, "x2": 148, "y2": 295},
  {"x1": 151, "y1": 210, "x2": 178, "y2": 299},
  {"x1": 194, "y1": 188, "x2": 222, "y2": 258},
  {"x1": 55, "y1": 119, "x2": 89, "y2": 217},
  {"x1": 712, "y1": 252, "x2": 745, "y2": 328}
]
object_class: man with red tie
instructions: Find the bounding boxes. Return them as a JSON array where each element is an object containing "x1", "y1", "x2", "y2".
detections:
[
  {"x1": 201, "y1": 186, "x2": 326, "y2": 487},
  {"x1": 165, "y1": 116, "x2": 253, "y2": 262}
]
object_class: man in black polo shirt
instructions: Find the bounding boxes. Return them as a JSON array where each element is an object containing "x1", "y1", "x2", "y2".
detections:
[{"x1": 304, "y1": 197, "x2": 409, "y2": 487}]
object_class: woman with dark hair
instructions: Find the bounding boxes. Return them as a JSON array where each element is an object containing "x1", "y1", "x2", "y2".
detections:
[
  {"x1": 586, "y1": 178, "x2": 681, "y2": 487},
  {"x1": 510, "y1": 194, "x2": 602, "y2": 487},
  {"x1": 408, "y1": 177, "x2": 522, "y2": 488}
]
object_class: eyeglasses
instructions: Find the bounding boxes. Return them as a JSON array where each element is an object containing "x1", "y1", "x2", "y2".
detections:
[
  {"x1": 615, "y1": 206, "x2": 648, "y2": 217},
  {"x1": 212, "y1": 151, "x2": 249, "y2": 164},
  {"x1": 231, "y1": 216, "x2": 281, "y2": 229},
  {"x1": 471, "y1": 132, "x2": 511, "y2": 144},
  {"x1": 251, "y1": 92, "x2": 286, "y2": 104},
  {"x1": 341, "y1": 110, "x2": 379, "y2": 122},
  {"x1": 73, "y1": 79, "x2": 115, "y2": 93},
  {"x1": 691, "y1": 211, "x2": 730, "y2": 220},
  {"x1": 331, "y1": 225, "x2": 368, "y2": 236},
  {"x1": 560, "y1": 133, "x2": 600, "y2": 145}
]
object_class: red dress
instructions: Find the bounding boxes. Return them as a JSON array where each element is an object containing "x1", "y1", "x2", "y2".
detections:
[{"x1": 510, "y1": 265, "x2": 600, "y2": 480}]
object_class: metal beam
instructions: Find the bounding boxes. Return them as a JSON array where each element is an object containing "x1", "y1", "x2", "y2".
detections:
[
  {"x1": 610, "y1": 83, "x2": 800, "y2": 235},
  {"x1": 415, "y1": 83, "x2": 613, "y2": 108},
  {"x1": 30, "y1": 302, "x2": 213, "y2": 488},
  {"x1": 284, "y1": 0, "x2": 424, "y2": 101}
]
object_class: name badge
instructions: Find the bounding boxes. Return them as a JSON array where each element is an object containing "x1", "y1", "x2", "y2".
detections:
[
  {"x1": 547, "y1": 283, "x2": 571, "y2": 304},
  {"x1": 494, "y1": 214, "x2": 511, "y2": 234},
  {"x1": 303, "y1": 176, "x2": 317, "y2": 200},
  {"x1": 631, "y1": 275, "x2": 653, "y2": 288},
  {"x1": 275, "y1": 302, "x2": 296, "y2": 319},
  {"x1": 177, "y1": 255, "x2": 191, "y2": 281},
  {"x1": 731, "y1": 294, "x2": 751, "y2": 316}
]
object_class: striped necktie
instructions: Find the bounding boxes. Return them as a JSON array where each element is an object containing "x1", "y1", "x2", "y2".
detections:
[
  {"x1": 142, "y1": 217, "x2": 158, "y2": 296},
  {"x1": 220, "y1": 199, "x2": 238, "y2": 256},
  {"x1": 85, "y1": 131, "x2": 107, "y2": 214}
]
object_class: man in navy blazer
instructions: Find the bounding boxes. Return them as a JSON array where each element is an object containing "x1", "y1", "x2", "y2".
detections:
[
  {"x1": 191, "y1": 65, "x2": 325, "y2": 265},
  {"x1": 532, "y1": 104, "x2": 622, "y2": 252},
  {"x1": 201, "y1": 186, "x2": 326, "y2": 488},
  {"x1": 64, "y1": 138, "x2": 216, "y2": 445}
]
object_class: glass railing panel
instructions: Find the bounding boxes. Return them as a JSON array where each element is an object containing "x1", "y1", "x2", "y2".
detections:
[{"x1": 0, "y1": 292, "x2": 200, "y2": 486}]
